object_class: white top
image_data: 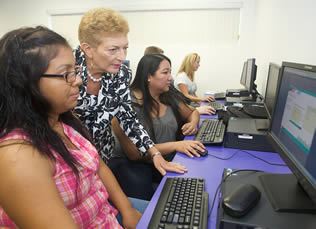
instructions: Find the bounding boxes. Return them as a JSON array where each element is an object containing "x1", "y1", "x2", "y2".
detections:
[{"x1": 174, "y1": 72, "x2": 197, "y2": 96}]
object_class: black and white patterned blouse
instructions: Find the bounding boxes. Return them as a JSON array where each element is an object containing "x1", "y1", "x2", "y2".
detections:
[{"x1": 73, "y1": 46, "x2": 154, "y2": 163}]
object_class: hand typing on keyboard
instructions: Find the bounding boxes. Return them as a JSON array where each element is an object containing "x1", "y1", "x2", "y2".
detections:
[
  {"x1": 196, "y1": 105, "x2": 216, "y2": 115},
  {"x1": 202, "y1": 95, "x2": 215, "y2": 102}
]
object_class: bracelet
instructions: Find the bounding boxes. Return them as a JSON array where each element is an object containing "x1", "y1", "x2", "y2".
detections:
[{"x1": 151, "y1": 151, "x2": 162, "y2": 160}]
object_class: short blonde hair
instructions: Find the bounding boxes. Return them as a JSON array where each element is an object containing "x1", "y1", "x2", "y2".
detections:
[
  {"x1": 78, "y1": 7, "x2": 129, "y2": 47},
  {"x1": 177, "y1": 53, "x2": 200, "y2": 81},
  {"x1": 144, "y1": 46, "x2": 164, "y2": 55}
]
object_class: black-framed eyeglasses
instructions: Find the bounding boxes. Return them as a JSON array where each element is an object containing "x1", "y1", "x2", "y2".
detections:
[{"x1": 42, "y1": 66, "x2": 83, "y2": 83}]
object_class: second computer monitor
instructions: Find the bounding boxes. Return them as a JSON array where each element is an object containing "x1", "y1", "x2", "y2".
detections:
[
  {"x1": 245, "y1": 58, "x2": 257, "y2": 94},
  {"x1": 264, "y1": 63, "x2": 281, "y2": 119},
  {"x1": 240, "y1": 61, "x2": 247, "y2": 86}
]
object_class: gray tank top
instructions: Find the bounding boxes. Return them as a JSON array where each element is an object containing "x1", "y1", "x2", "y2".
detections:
[{"x1": 112, "y1": 92, "x2": 178, "y2": 158}]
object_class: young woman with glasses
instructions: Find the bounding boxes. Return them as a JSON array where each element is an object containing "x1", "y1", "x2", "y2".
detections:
[{"x1": 0, "y1": 26, "x2": 148, "y2": 229}]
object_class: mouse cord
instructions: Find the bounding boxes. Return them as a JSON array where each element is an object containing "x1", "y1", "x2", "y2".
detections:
[
  {"x1": 207, "y1": 149, "x2": 287, "y2": 166},
  {"x1": 207, "y1": 169, "x2": 263, "y2": 218}
]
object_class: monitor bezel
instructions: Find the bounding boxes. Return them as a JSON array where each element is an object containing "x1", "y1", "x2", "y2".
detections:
[
  {"x1": 263, "y1": 62, "x2": 281, "y2": 120},
  {"x1": 239, "y1": 61, "x2": 248, "y2": 87},
  {"x1": 267, "y1": 61, "x2": 316, "y2": 204},
  {"x1": 245, "y1": 58, "x2": 257, "y2": 94}
]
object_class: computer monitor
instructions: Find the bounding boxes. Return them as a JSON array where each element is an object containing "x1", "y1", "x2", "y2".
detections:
[
  {"x1": 122, "y1": 60, "x2": 130, "y2": 68},
  {"x1": 263, "y1": 63, "x2": 281, "y2": 119},
  {"x1": 240, "y1": 61, "x2": 247, "y2": 86},
  {"x1": 261, "y1": 62, "x2": 316, "y2": 213},
  {"x1": 245, "y1": 58, "x2": 257, "y2": 95}
]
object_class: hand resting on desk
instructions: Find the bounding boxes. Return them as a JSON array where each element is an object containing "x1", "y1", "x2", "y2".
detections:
[{"x1": 181, "y1": 122, "x2": 198, "y2": 135}]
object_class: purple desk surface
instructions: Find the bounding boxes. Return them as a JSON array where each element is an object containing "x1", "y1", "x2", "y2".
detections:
[{"x1": 137, "y1": 137, "x2": 291, "y2": 228}]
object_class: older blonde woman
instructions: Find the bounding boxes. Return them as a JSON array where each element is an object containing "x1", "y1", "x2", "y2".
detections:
[
  {"x1": 73, "y1": 8, "x2": 186, "y2": 177},
  {"x1": 174, "y1": 53, "x2": 215, "y2": 104}
]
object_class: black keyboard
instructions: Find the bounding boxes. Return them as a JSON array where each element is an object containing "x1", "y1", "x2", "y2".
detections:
[
  {"x1": 214, "y1": 92, "x2": 226, "y2": 100},
  {"x1": 148, "y1": 177, "x2": 209, "y2": 229},
  {"x1": 207, "y1": 101, "x2": 224, "y2": 110},
  {"x1": 194, "y1": 119, "x2": 226, "y2": 144},
  {"x1": 242, "y1": 105, "x2": 268, "y2": 119}
]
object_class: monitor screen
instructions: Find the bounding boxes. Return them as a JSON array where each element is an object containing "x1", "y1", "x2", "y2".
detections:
[
  {"x1": 240, "y1": 61, "x2": 247, "y2": 87},
  {"x1": 264, "y1": 63, "x2": 281, "y2": 119},
  {"x1": 122, "y1": 60, "x2": 130, "y2": 68},
  {"x1": 245, "y1": 58, "x2": 257, "y2": 93},
  {"x1": 268, "y1": 62, "x2": 316, "y2": 208}
]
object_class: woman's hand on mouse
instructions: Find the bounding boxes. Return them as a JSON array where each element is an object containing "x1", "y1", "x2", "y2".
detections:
[{"x1": 175, "y1": 141, "x2": 205, "y2": 158}]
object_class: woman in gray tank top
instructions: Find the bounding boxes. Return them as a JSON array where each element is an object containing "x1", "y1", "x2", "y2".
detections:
[{"x1": 110, "y1": 54, "x2": 206, "y2": 200}]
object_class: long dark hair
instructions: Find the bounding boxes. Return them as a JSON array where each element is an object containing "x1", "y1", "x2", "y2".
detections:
[
  {"x1": 0, "y1": 26, "x2": 92, "y2": 175},
  {"x1": 130, "y1": 54, "x2": 189, "y2": 141}
]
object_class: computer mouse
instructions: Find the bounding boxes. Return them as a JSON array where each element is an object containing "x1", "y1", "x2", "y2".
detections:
[
  {"x1": 222, "y1": 183, "x2": 261, "y2": 218},
  {"x1": 196, "y1": 149, "x2": 208, "y2": 157}
]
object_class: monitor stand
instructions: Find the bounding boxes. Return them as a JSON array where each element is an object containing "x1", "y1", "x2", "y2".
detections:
[
  {"x1": 259, "y1": 173, "x2": 316, "y2": 213},
  {"x1": 255, "y1": 119, "x2": 270, "y2": 131}
]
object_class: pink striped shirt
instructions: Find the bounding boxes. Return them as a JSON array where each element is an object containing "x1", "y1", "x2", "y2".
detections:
[{"x1": 0, "y1": 123, "x2": 123, "y2": 228}]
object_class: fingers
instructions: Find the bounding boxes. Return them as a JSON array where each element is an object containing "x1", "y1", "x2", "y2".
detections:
[
  {"x1": 204, "y1": 96, "x2": 214, "y2": 102},
  {"x1": 191, "y1": 128, "x2": 198, "y2": 135},
  {"x1": 153, "y1": 154, "x2": 187, "y2": 175},
  {"x1": 181, "y1": 124, "x2": 197, "y2": 136},
  {"x1": 157, "y1": 165, "x2": 167, "y2": 176},
  {"x1": 163, "y1": 162, "x2": 187, "y2": 174},
  {"x1": 182, "y1": 144, "x2": 197, "y2": 158},
  {"x1": 183, "y1": 128, "x2": 196, "y2": 136},
  {"x1": 208, "y1": 106, "x2": 216, "y2": 114},
  {"x1": 181, "y1": 141, "x2": 206, "y2": 158},
  {"x1": 183, "y1": 150, "x2": 195, "y2": 158},
  {"x1": 188, "y1": 149, "x2": 200, "y2": 158},
  {"x1": 206, "y1": 96, "x2": 215, "y2": 102},
  {"x1": 152, "y1": 154, "x2": 167, "y2": 176},
  {"x1": 191, "y1": 141, "x2": 206, "y2": 156},
  {"x1": 194, "y1": 141, "x2": 206, "y2": 150},
  {"x1": 204, "y1": 106, "x2": 216, "y2": 115}
]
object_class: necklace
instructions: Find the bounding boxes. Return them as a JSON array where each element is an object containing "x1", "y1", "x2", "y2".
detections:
[{"x1": 87, "y1": 69, "x2": 104, "y2": 82}]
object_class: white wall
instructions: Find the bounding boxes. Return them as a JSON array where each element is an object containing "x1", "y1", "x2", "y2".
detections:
[
  {"x1": 50, "y1": 8, "x2": 242, "y2": 95},
  {"x1": 253, "y1": 0, "x2": 316, "y2": 95},
  {"x1": 0, "y1": 0, "x2": 253, "y2": 97},
  {"x1": 1, "y1": 0, "x2": 315, "y2": 97}
]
